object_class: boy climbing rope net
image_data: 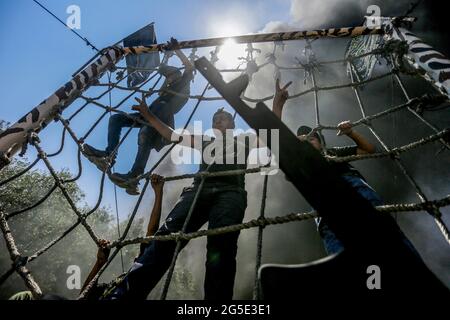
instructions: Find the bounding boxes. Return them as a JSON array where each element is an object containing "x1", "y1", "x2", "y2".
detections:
[{"x1": 82, "y1": 38, "x2": 194, "y2": 195}]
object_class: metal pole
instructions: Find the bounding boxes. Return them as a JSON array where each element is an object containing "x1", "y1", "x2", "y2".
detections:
[
  {"x1": 0, "y1": 47, "x2": 124, "y2": 170},
  {"x1": 123, "y1": 26, "x2": 383, "y2": 55}
]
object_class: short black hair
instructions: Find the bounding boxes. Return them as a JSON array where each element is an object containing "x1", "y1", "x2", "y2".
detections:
[
  {"x1": 213, "y1": 107, "x2": 234, "y2": 122},
  {"x1": 158, "y1": 64, "x2": 182, "y2": 80},
  {"x1": 296, "y1": 126, "x2": 321, "y2": 141}
]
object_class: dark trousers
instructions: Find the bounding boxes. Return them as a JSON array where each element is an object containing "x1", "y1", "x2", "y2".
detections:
[
  {"x1": 106, "y1": 102, "x2": 171, "y2": 176},
  {"x1": 317, "y1": 175, "x2": 419, "y2": 257},
  {"x1": 111, "y1": 185, "x2": 247, "y2": 300}
]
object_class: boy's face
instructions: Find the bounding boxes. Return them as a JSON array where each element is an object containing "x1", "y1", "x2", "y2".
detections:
[
  {"x1": 298, "y1": 134, "x2": 322, "y2": 151},
  {"x1": 165, "y1": 73, "x2": 180, "y2": 86},
  {"x1": 158, "y1": 74, "x2": 180, "y2": 96},
  {"x1": 169, "y1": 72, "x2": 182, "y2": 83},
  {"x1": 212, "y1": 113, "x2": 235, "y2": 135}
]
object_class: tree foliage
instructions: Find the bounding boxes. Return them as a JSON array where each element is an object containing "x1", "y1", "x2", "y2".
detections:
[{"x1": 0, "y1": 120, "x2": 198, "y2": 299}]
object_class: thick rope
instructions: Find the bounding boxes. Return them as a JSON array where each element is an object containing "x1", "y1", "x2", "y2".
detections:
[
  {"x1": 326, "y1": 128, "x2": 449, "y2": 162},
  {"x1": 348, "y1": 61, "x2": 450, "y2": 246},
  {"x1": 0, "y1": 211, "x2": 42, "y2": 298},
  {"x1": 106, "y1": 195, "x2": 450, "y2": 247},
  {"x1": 253, "y1": 174, "x2": 269, "y2": 300}
]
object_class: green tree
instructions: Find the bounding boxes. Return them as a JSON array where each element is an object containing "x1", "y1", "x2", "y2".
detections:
[
  {"x1": 0, "y1": 121, "x2": 199, "y2": 300},
  {"x1": 0, "y1": 118, "x2": 137, "y2": 298},
  {"x1": 0, "y1": 157, "x2": 141, "y2": 299}
]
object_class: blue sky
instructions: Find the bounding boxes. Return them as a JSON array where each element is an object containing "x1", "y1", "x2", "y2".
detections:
[{"x1": 0, "y1": 0, "x2": 292, "y2": 220}]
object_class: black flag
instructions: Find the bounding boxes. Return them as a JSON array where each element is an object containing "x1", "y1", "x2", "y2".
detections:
[{"x1": 123, "y1": 23, "x2": 160, "y2": 87}]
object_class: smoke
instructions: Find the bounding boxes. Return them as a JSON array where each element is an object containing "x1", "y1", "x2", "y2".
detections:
[{"x1": 289, "y1": 0, "x2": 364, "y2": 28}]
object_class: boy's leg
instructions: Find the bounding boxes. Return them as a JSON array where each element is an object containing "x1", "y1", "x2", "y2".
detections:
[
  {"x1": 319, "y1": 175, "x2": 420, "y2": 257},
  {"x1": 317, "y1": 222, "x2": 345, "y2": 255},
  {"x1": 341, "y1": 175, "x2": 383, "y2": 206},
  {"x1": 318, "y1": 175, "x2": 382, "y2": 255},
  {"x1": 109, "y1": 125, "x2": 159, "y2": 194},
  {"x1": 109, "y1": 106, "x2": 172, "y2": 193},
  {"x1": 106, "y1": 113, "x2": 139, "y2": 154},
  {"x1": 205, "y1": 190, "x2": 247, "y2": 300},
  {"x1": 343, "y1": 176, "x2": 422, "y2": 257},
  {"x1": 129, "y1": 102, "x2": 173, "y2": 177},
  {"x1": 107, "y1": 188, "x2": 208, "y2": 300},
  {"x1": 129, "y1": 125, "x2": 158, "y2": 177},
  {"x1": 83, "y1": 113, "x2": 138, "y2": 169},
  {"x1": 83, "y1": 113, "x2": 137, "y2": 171}
]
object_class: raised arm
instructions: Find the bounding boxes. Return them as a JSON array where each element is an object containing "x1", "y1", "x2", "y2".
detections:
[
  {"x1": 132, "y1": 97, "x2": 174, "y2": 141},
  {"x1": 238, "y1": 79, "x2": 291, "y2": 151},
  {"x1": 147, "y1": 174, "x2": 164, "y2": 237},
  {"x1": 132, "y1": 95, "x2": 201, "y2": 149},
  {"x1": 337, "y1": 121, "x2": 376, "y2": 155},
  {"x1": 167, "y1": 37, "x2": 194, "y2": 73},
  {"x1": 272, "y1": 78, "x2": 292, "y2": 119},
  {"x1": 81, "y1": 239, "x2": 110, "y2": 293}
]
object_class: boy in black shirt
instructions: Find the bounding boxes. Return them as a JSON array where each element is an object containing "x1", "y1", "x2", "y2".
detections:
[
  {"x1": 273, "y1": 79, "x2": 384, "y2": 254},
  {"x1": 106, "y1": 98, "x2": 260, "y2": 300},
  {"x1": 83, "y1": 39, "x2": 194, "y2": 195},
  {"x1": 295, "y1": 124, "x2": 382, "y2": 254}
]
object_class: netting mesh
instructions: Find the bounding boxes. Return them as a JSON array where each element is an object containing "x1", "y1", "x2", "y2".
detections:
[{"x1": 0, "y1": 25, "x2": 449, "y2": 300}]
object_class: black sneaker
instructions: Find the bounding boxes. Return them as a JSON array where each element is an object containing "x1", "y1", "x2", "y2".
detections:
[
  {"x1": 109, "y1": 172, "x2": 140, "y2": 195},
  {"x1": 83, "y1": 144, "x2": 113, "y2": 172}
]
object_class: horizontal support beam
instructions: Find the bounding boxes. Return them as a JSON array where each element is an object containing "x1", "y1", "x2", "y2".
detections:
[{"x1": 123, "y1": 25, "x2": 383, "y2": 55}]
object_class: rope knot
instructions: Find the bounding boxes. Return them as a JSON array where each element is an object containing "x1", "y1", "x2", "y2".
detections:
[
  {"x1": 424, "y1": 202, "x2": 441, "y2": 218},
  {"x1": 360, "y1": 118, "x2": 371, "y2": 126},
  {"x1": 106, "y1": 62, "x2": 117, "y2": 73},
  {"x1": 115, "y1": 70, "x2": 125, "y2": 81},
  {"x1": 13, "y1": 256, "x2": 28, "y2": 269},
  {"x1": 256, "y1": 216, "x2": 266, "y2": 227},
  {"x1": 26, "y1": 131, "x2": 40, "y2": 151},
  {"x1": 173, "y1": 231, "x2": 186, "y2": 242},
  {"x1": 19, "y1": 131, "x2": 38, "y2": 157},
  {"x1": 389, "y1": 149, "x2": 401, "y2": 160}
]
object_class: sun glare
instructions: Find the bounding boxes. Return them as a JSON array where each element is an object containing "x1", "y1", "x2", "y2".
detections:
[
  {"x1": 209, "y1": 22, "x2": 248, "y2": 68},
  {"x1": 219, "y1": 38, "x2": 241, "y2": 65}
]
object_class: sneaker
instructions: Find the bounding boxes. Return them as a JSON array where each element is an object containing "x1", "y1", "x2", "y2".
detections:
[
  {"x1": 109, "y1": 172, "x2": 140, "y2": 195},
  {"x1": 83, "y1": 144, "x2": 114, "y2": 172}
]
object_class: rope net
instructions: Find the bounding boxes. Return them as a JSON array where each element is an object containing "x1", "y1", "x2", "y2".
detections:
[{"x1": 0, "y1": 21, "x2": 449, "y2": 299}]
